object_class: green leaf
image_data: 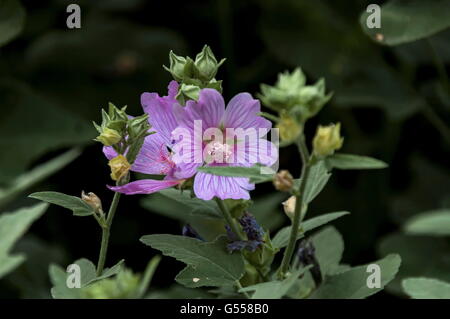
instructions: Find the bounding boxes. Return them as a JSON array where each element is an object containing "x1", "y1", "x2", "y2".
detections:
[
  {"x1": 29, "y1": 191, "x2": 94, "y2": 216},
  {"x1": 312, "y1": 226, "x2": 344, "y2": 276},
  {"x1": 326, "y1": 154, "x2": 388, "y2": 170},
  {"x1": 295, "y1": 160, "x2": 331, "y2": 204},
  {"x1": 140, "y1": 235, "x2": 245, "y2": 288},
  {"x1": 197, "y1": 165, "x2": 275, "y2": 184},
  {"x1": 0, "y1": 0, "x2": 26, "y2": 47},
  {"x1": 404, "y1": 209, "x2": 450, "y2": 236},
  {"x1": 378, "y1": 233, "x2": 450, "y2": 295},
  {"x1": 49, "y1": 258, "x2": 124, "y2": 299},
  {"x1": 0, "y1": 148, "x2": 81, "y2": 209},
  {"x1": 402, "y1": 277, "x2": 450, "y2": 299},
  {"x1": 239, "y1": 266, "x2": 312, "y2": 299},
  {"x1": 360, "y1": 0, "x2": 450, "y2": 46},
  {"x1": 141, "y1": 189, "x2": 221, "y2": 220},
  {"x1": 49, "y1": 264, "x2": 81, "y2": 299},
  {"x1": 310, "y1": 254, "x2": 401, "y2": 299},
  {"x1": 0, "y1": 203, "x2": 48, "y2": 279},
  {"x1": 272, "y1": 211, "x2": 349, "y2": 249}
]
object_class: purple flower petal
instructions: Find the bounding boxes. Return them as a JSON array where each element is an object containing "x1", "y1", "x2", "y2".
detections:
[
  {"x1": 222, "y1": 93, "x2": 271, "y2": 130},
  {"x1": 235, "y1": 138, "x2": 278, "y2": 167},
  {"x1": 193, "y1": 171, "x2": 255, "y2": 200},
  {"x1": 141, "y1": 81, "x2": 179, "y2": 145},
  {"x1": 132, "y1": 133, "x2": 175, "y2": 175},
  {"x1": 103, "y1": 146, "x2": 117, "y2": 160},
  {"x1": 107, "y1": 179, "x2": 180, "y2": 195},
  {"x1": 176, "y1": 88, "x2": 225, "y2": 131}
]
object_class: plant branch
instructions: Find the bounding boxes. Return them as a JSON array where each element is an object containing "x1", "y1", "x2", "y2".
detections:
[
  {"x1": 278, "y1": 134, "x2": 311, "y2": 278},
  {"x1": 96, "y1": 190, "x2": 122, "y2": 276}
]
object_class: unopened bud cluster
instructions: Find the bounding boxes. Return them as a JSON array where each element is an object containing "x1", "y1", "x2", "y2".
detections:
[{"x1": 164, "y1": 45, "x2": 225, "y2": 104}]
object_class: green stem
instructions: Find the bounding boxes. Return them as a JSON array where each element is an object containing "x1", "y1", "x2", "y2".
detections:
[
  {"x1": 215, "y1": 198, "x2": 246, "y2": 241},
  {"x1": 278, "y1": 135, "x2": 311, "y2": 278},
  {"x1": 96, "y1": 191, "x2": 122, "y2": 276},
  {"x1": 235, "y1": 280, "x2": 250, "y2": 299}
]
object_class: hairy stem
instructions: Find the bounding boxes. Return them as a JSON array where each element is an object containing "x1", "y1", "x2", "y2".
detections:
[
  {"x1": 278, "y1": 135, "x2": 311, "y2": 278},
  {"x1": 96, "y1": 191, "x2": 121, "y2": 276},
  {"x1": 215, "y1": 198, "x2": 246, "y2": 241}
]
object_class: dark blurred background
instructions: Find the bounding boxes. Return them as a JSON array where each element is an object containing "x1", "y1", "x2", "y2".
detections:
[{"x1": 0, "y1": 0, "x2": 449, "y2": 298}]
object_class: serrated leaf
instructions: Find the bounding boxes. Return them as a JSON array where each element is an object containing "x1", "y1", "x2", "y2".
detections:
[
  {"x1": 29, "y1": 191, "x2": 94, "y2": 216},
  {"x1": 0, "y1": 0, "x2": 26, "y2": 47},
  {"x1": 0, "y1": 203, "x2": 48, "y2": 279},
  {"x1": 360, "y1": 0, "x2": 450, "y2": 46},
  {"x1": 272, "y1": 211, "x2": 349, "y2": 249},
  {"x1": 404, "y1": 209, "x2": 450, "y2": 236},
  {"x1": 0, "y1": 148, "x2": 81, "y2": 209},
  {"x1": 402, "y1": 277, "x2": 450, "y2": 299},
  {"x1": 326, "y1": 154, "x2": 388, "y2": 170},
  {"x1": 294, "y1": 161, "x2": 331, "y2": 204},
  {"x1": 197, "y1": 165, "x2": 275, "y2": 184},
  {"x1": 310, "y1": 254, "x2": 401, "y2": 299},
  {"x1": 140, "y1": 235, "x2": 245, "y2": 288}
]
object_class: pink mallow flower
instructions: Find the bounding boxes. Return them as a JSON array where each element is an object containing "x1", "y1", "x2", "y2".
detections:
[{"x1": 107, "y1": 85, "x2": 278, "y2": 200}]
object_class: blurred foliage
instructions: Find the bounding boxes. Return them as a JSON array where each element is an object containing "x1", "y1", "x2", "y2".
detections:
[{"x1": 0, "y1": 0, "x2": 449, "y2": 298}]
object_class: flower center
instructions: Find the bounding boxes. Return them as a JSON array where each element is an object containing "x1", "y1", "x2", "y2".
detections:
[{"x1": 204, "y1": 141, "x2": 232, "y2": 164}]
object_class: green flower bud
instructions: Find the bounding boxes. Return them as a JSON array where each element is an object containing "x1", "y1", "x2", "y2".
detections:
[
  {"x1": 312, "y1": 123, "x2": 344, "y2": 158},
  {"x1": 127, "y1": 114, "x2": 150, "y2": 140},
  {"x1": 194, "y1": 45, "x2": 226, "y2": 81},
  {"x1": 108, "y1": 103, "x2": 128, "y2": 122},
  {"x1": 164, "y1": 50, "x2": 187, "y2": 81},
  {"x1": 163, "y1": 46, "x2": 225, "y2": 101},
  {"x1": 176, "y1": 83, "x2": 201, "y2": 104},
  {"x1": 95, "y1": 127, "x2": 122, "y2": 146},
  {"x1": 258, "y1": 68, "x2": 332, "y2": 121}
]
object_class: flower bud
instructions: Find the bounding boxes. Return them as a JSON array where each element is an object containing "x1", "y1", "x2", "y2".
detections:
[
  {"x1": 176, "y1": 83, "x2": 201, "y2": 103},
  {"x1": 276, "y1": 116, "x2": 302, "y2": 142},
  {"x1": 164, "y1": 50, "x2": 187, "y2": 81},
  {"x1": 194, "y1": 45, "x2": 225, "y2": 81},
  {"x1": 282, "y1": 195, "x2": 296, "y2": 219},
  {"x1": 258, "y1": 68, "x2": 332, "y2": 120},
  {"x1": 108, "y1": 154, "x2": 131, "y2": 181},
  {"x1": 312, "y1": 123, "x2": 344, "y2": 158},
  {"x1": 95, "y1": 127, "x2": 122, "y2": 146},
  {"x1": 273, "y1": 170, "x2": 294, "y2": 192},
  {"x1": 127, "y1": 114, "x2": 150, "y2": 140},
  {"x1": 81, "y1": 191, "x2": 102, "y2": 212}
]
